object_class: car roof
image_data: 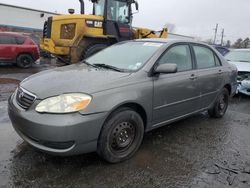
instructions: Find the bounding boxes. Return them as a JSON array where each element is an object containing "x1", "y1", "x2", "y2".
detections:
[
  {"x1": 0, "y1": 32, "x2": 26, "y2": 37},
  {"x1": 134, "y1": 38, "x2": 209, "y2": 46}
]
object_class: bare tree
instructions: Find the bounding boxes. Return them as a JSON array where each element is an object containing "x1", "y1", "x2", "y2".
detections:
[
  {"x1": 242, "y1": 38, "x2": 250, "y2": 48},
  {"x1": 233, "y1": 38, "x2": 243, "y2": 48}
]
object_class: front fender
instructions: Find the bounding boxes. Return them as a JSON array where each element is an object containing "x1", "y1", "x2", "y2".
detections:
[{"x1": 79, "y1": 81, "x2": 153, "y2": 125}]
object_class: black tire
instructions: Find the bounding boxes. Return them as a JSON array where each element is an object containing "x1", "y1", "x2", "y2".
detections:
[
  {"x1": 16, "y1": 54, "x2": 34, "y2": 68},
  {"x1": 208, "y1": 88, "x2": 229, "y2": 118},
  {"x1": 81, "y1": 44, "x2": 107, "y2": 60},
  {"x1": 97, "y1": 108, "x2": 144, "y2": 163}
]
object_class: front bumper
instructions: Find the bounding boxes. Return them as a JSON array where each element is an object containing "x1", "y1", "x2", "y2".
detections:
[
  {"x1": 8, "y1": 93, "x2": 107, "y2": 156},
  {"x1": 238, "y1": 79, "x2": 250, "y2": 96}
]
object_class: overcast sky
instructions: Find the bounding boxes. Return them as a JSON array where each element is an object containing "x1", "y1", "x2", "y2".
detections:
[{"x1": 1, "y1": 0, "x2": 250, "y2": 43}]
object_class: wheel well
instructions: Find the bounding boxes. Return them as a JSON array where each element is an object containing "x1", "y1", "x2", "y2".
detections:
[
  {"x1": 110, "y1": 103, "x2": 147, "y2": 128},
  {"x1": 224, "y1": 84, "x2": 231, "y2": 95}
]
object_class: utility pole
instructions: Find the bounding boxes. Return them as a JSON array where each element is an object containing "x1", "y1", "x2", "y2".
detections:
[
  {"x1": 221, "y1": 29, "x2": 225, "y2": 46},
  {"x1": 213, "y1": 24, "x2": 218, "y2": 44}
]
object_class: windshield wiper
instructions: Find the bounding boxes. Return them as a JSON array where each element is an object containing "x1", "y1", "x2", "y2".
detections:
[
  {"x1": 239, "y1": 60, "x2": 250, "y2": 63},
  {"x1": 82, "y1": 60, "x2": 98, "y2": 68},
  {"x1": 93, "y1": 64, "x2": 124, "y2": 72}
]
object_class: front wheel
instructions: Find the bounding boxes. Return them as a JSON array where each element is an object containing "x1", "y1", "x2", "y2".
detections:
[
  {"x1": 208, "y1": 88, "x2": 229, "y2": 118},
  {"x1": 97, "y1": 108, "x2": 144, "y2": 163},
  {"x1": 16, "y1": 54, "x2": 34, "y2": 68}
]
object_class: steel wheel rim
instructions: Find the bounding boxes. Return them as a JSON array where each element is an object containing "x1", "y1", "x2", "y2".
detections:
[
  {"x1": 21, "y1": 57, "x2": 31, "y2": 66},
  {"x1": 110, "y1": 121, "x2": 136, "y2": 153},
  {"x1": 218, "y1": 94, "x2": 227, "y2": 112}
]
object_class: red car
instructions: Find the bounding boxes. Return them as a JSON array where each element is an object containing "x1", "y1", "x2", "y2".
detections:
[{"x1": 0, "y1": 32, "x2": 40, "y2": 68}]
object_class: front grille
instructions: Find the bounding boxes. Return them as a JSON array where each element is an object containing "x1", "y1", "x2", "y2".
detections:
[
  {"x1": 43, "y1": 17, "x2": 52, "y2": 38},
  {"x1": 237, "y1": 72, "x2": 250, "y2": 82},
  {"x1": 16, "y1": 87, "x2": 36, "y2": 110},
  {"x1": 43, "y1": 21, "x2": 48, "y2": 38}
]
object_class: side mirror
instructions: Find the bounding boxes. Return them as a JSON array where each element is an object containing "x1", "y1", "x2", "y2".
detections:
[{"x1": 154, "y1": 63, "x2": 177, "y2": 74}]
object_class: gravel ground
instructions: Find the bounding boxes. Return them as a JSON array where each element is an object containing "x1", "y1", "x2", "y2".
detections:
[{"x1": 0, "y1": 60, "x2": 249, "y2": 188}]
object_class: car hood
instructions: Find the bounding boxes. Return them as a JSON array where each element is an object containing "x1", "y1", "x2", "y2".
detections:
[
  {"x1": 229, "y1": 61, "x2": 250, "y2": 72},
  {"x1": 20, "y1": 63, "x2": 132, "y2": 99}
]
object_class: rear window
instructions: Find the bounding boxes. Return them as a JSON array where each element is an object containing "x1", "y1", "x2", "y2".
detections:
[{"x1": 0, "y1": 35, "x2": 16, "y2": 44}]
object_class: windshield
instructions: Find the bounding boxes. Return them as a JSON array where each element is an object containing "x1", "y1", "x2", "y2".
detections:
[
  {"x1": 225, "y1": 51, "x2": 250, "y2": 62},
  {"x1": 85, "y1": 42, "x2": 164, "y2": 71},
  {"x1": 107, "y1": 0, "x2": 129, "y2": 23}
]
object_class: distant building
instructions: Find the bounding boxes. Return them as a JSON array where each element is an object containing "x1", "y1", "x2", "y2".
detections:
[
  {"x1": 168, "y1": 33, "x2": 195, "y2": 40},
  {"x1": 0, "y1": 3, "x2": 59, "y2": 37}
]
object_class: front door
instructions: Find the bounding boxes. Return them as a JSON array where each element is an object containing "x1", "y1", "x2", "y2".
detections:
[
  {"x1": 152, "y1": 44, "x2": 200, "y2": 126},
  {"x1": 104, "y1": 0, "x2": 132, "y2": 41}
]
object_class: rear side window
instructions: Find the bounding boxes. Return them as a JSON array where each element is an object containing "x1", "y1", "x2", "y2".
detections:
[
  {"x1": 0, "y1": 35, "x2": 16, "y2": 44},
  {"x1": 193, "y1": 45, "x2": 216, "y2": 69},
  {"x1": 158, "y1": 45, "x2": 193, "y2": 72}
]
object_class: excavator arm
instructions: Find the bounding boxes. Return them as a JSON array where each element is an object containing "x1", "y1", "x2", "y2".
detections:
[{"x1": 133, "y1": 28, "x2": 168, "y2": 39}]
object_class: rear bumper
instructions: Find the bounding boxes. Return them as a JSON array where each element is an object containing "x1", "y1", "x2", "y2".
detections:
[
  {"x1": 8, "y1": 93, "x2": 107, "y2": 156},
  {"x1": 40, "y1": 39, "x2": 70, "y2": 56}
]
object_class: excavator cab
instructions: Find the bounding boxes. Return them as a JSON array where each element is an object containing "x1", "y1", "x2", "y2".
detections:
[{"x1": 93, "y1": 0, "x2": 138, "y2": 41}]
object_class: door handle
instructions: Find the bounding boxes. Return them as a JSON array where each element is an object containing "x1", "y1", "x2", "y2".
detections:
[
  {"x1": 189, "y1": 74, "x2": 197, "y2": 80},
  {"x1": 218, "y1": 70, "x2": 223, "y2": 74}
]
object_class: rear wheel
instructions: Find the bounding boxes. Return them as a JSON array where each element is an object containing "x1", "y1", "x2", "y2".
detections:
[
  {"x1": 16, "y1": 54, "x2": 34, "y2": 68},
  {"x1": 97, "y1": 108, "x2": 144, "y2": 163},
  {"x1": 81, "y1": 44, "x2": 108, "y2": 60},
  {"x1": 208, "y1": 88, "x2": 229, "y2": 118}
]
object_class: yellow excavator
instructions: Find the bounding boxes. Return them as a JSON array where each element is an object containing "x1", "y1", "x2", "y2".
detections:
[{"x1": 40, "y1": 0, "x2": 168, "y2": 64}]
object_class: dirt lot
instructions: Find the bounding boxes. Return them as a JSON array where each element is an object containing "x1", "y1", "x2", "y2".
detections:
[{"x1": 0, "y1": 61, "x2": 250, "y2": 188}]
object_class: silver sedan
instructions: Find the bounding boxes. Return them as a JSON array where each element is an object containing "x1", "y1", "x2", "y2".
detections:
[{"x1": 8, "y1": 39, "x2": 238, "y2": 163}]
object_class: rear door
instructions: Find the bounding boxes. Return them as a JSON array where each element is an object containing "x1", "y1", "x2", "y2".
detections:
[
  {"x1": 192, "y1": 44, "x2": 224, "y2": 109},
  {"x1": 152, "y1": 44, "x2": 200, "y2": 126},
  {"x1": 104, "y1": 0, "x2": 133, "y2": 41},
  {"x1": 0, "y1": 35, "x2": 17, "y2": 61}
]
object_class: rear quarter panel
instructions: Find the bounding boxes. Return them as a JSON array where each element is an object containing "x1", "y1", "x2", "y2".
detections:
[{"x1": 17, "y1": 39, "x2": 40, "y2": 61}]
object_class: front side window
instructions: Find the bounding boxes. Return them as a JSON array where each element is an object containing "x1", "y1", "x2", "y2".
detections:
[
  {"x1": 193, "y1": 45, "x2": 216, "y2": 69},
  {"x1": 15, "y1": 37, "x2": 25, "y2": 45},
  {"x1": 158, "y1": 45, "x2": 193, "y2": 72},
  {"x1": 107, "y1": 0, "x2": 129, "y2": 23},
  {"x1": 86, "y1": 42, "x2": 163, "y2": 71}
]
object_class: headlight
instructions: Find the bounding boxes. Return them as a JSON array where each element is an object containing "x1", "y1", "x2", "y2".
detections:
[
  {"x1": 35, "y1": 93, "x2": 91, "y2": 114},
  {"x1": 60, "y1": 23, "x2": 76, "y2": 39}
]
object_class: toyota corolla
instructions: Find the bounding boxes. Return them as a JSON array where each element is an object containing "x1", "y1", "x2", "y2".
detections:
[{"x1": 8, "y1": 39, "x2": 237, "y2": 163}]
